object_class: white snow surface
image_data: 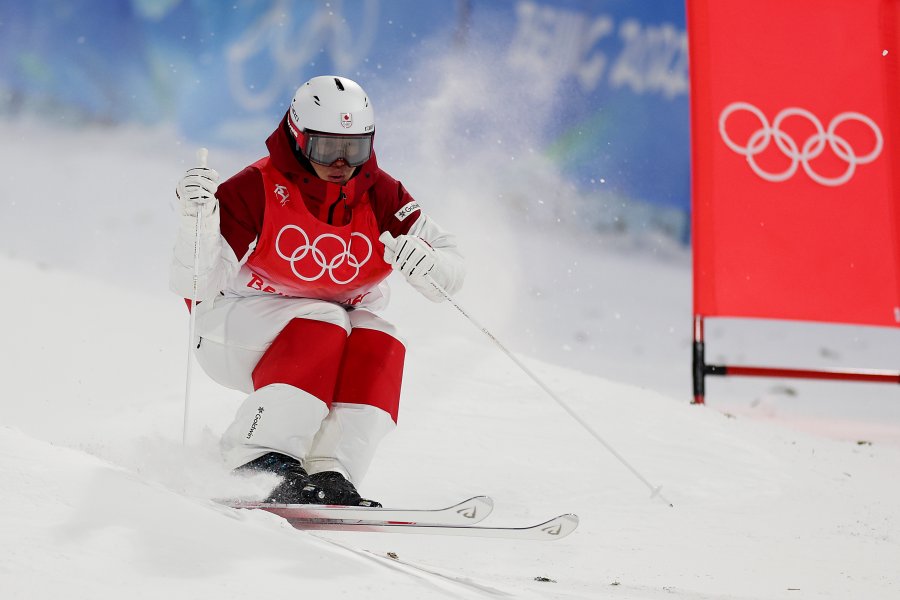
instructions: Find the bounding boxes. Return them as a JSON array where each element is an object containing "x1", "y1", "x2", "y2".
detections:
[{"x1": 1, "y1": 118, "x2": 899, "y2": 599}]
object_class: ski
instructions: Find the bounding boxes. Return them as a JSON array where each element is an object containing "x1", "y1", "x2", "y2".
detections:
[
  {"x1": 220, "y1": 495, "x2": 494, "y2": 526},
  {"x1": 284, "y1": 513, "x2": 579, "y2": 541}
]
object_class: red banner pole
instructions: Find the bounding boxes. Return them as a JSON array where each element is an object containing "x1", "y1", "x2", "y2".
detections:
[
  {"x1": 706, "y1": 365, "x2": 900, "y2": 384},
  {"x1": 692, "y1": 315, "x2": 707, "y2": 404}
]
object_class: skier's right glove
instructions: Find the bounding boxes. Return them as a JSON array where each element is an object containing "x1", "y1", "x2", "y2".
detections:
[
  {"x1": 176, "y1": 158, "x2": 219, "y2": 218},
  {"x1": 169, "y1": 149, "x2": 229, "y2": 301}
]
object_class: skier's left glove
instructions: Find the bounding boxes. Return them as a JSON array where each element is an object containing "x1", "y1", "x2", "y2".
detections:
[{"x1": 379, "y1": 232, "x2": 436, "y2": 281}]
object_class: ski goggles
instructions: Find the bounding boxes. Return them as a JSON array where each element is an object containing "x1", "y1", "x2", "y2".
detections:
[{"x1": 301, "y1": 130, "x2": 373, "y2": 167}]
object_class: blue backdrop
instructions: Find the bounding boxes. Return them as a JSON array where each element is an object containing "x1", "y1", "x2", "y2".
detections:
[{"x1": 0, "y1": 0, "x2": 690, "y2": 230}]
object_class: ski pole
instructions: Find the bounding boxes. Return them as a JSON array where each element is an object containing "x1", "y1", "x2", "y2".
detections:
[
  {"x1": 182, "y1": 147, "x2": 208, "y2": 446},
  {"x1": 425, "y1": 275, "x2": 674, "y2": 507}
]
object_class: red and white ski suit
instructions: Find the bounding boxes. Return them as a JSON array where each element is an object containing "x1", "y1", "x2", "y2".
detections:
[{"x1": 170, "y1": 116, "x2": 464, "y2": 483}]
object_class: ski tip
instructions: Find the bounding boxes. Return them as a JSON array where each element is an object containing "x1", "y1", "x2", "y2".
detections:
[
  {"x1": 472, "y1": 495, "x2": 494, "y2": 511},
  {"x1": 455, "y1": 496, "x2": 494, "y2": 522},
  {"x1": 537, "y1": 513, "x2": 579, "y2": 540},
  {"x1": 459, "y1": 495, "x2": 493, "y2": 505}
]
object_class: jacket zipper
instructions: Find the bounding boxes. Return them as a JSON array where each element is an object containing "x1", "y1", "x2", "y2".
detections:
[{"x1": 327, "y1": 189, "x2": 347, "y2": 225}]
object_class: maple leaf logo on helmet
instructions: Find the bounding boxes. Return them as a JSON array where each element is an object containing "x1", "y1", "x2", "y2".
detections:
[{"x1": 340, "y1": 112, "x2": 353, "y2": 128}]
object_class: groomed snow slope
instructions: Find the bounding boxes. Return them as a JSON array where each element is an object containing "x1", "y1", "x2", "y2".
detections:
[{"x1": 1, "y1": 120, "x2": 899, "y2": 599}]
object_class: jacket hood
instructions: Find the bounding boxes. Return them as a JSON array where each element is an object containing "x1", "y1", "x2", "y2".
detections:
[{"x1": 265, "y1": 112, "x2": 380, "y2": 206}]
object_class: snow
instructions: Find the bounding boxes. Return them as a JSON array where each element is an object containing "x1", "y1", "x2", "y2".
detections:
[{"x1": 1, "y1": 117, "x2": 899, "y2": 599}]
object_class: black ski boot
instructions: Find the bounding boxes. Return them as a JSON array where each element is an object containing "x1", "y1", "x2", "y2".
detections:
[
  {"x1": 308, "y1": 471, "x2": 382, "y2": 507},
  {"x1": 236, "y1": 452, "x2": 325, "y2": 504}
]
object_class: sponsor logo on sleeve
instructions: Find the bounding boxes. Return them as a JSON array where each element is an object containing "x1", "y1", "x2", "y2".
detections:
[
  {"x1": 246, "y1": 406, "x2": 265, "y2": 439},
  {"x1": 394, "y1": 201, "x2": 421, "y2": 222}
]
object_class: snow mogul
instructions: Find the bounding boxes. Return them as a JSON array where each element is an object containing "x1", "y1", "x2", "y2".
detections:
[{"x1": 169, "y1": 76, "x2": 464, "y2": 506}]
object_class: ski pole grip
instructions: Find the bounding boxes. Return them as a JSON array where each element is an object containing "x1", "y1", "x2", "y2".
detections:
[{"x1": 197, "y1": 147, "x2": 208, "y2": 168}]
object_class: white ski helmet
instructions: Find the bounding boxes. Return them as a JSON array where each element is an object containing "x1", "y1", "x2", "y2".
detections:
[{"x1": 287, "y1": 76, "x2": 375, "y2": 166}]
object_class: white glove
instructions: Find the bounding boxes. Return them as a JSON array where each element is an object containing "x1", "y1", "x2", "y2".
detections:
[
  {"x1": 176, "y1": 148, "x2": 219, "y2": 218},
  {"x1": 379, "y1": 231, "x2": 436, "y2": 280}
]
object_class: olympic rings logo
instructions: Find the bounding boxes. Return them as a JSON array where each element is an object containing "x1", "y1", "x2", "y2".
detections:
[
  {"x1": 275, "y1": 225, "x2": 372, "y2": 285},
  {"x1": 718, "y1": 102, "x2": 883, "y2": 186}
]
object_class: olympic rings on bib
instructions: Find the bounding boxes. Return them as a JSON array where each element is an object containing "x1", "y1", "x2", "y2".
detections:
[
  {"x1": 718, "y1": 102, "x2": 883, "y2": 187},
  {"x1": 275, "y1": 225, "x2": 373, "y2": 285}
]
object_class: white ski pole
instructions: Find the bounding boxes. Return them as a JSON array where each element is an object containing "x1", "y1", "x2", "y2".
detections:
[
  {"x1": 425, "y1": 275, "x2": 673, "y2": 507},
  {"x1": 182, "y1": 147, "x2": 208, "y2": 446}
]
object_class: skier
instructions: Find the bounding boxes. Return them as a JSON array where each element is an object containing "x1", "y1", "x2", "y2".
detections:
[{"x1": 169, "y1": 75, "x2": 464, "y2": 506}]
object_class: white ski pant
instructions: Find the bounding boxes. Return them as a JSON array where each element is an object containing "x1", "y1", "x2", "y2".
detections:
[{"x1": 194, "y1": 293, "x2": 403, "y2": 484}]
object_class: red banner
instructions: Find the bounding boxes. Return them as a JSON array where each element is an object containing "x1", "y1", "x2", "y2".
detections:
[{"x1": 688, "y1": 0, "x2": 900, "y2": 327}]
